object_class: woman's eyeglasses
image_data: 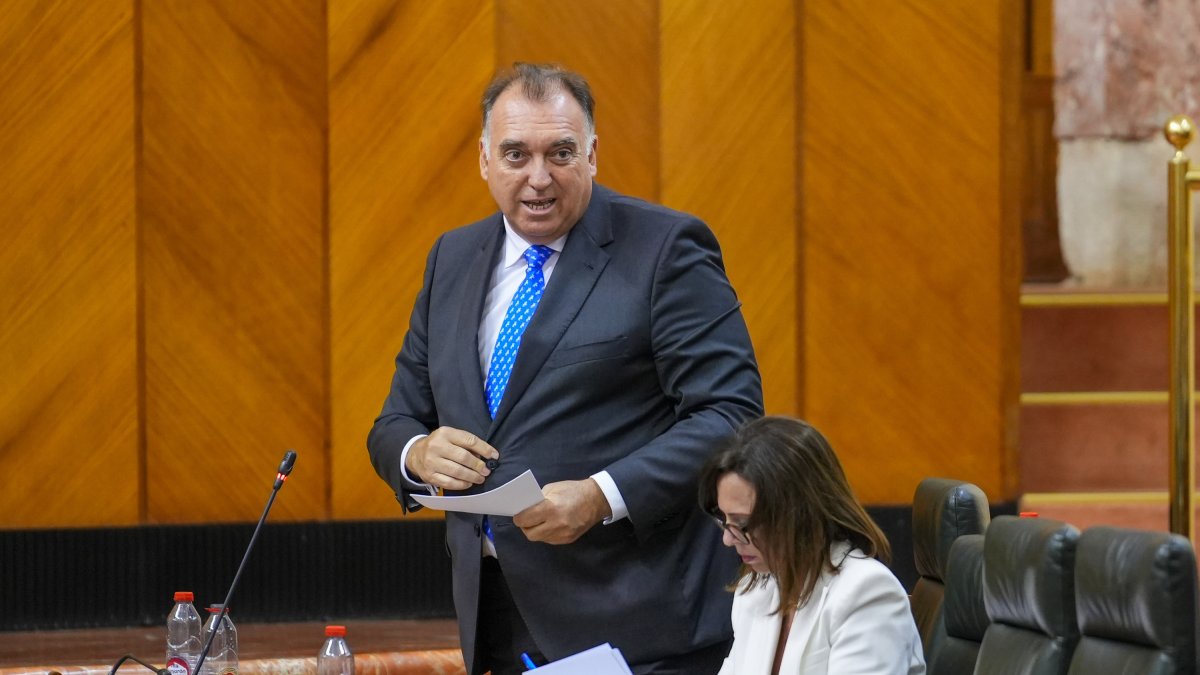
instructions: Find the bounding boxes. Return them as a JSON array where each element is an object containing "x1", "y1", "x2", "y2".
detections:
[{"x1": 711, "y1": 515, "x2": 753, "y2": 545}]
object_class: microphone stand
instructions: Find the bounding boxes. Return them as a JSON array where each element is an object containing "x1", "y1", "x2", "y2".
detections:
[
  {"x1": 107, "y1": 450, "x2": 296, "y2": 675},
  {"x1": 193, "y1": 450, "x2": 296, "y2": 675}
]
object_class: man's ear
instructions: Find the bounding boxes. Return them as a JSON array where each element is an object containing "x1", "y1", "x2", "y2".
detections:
[
  {"x1": 588, "y1": 136, "x2": 598, "y2": 176},
  {"x1": 479, "y1": 139, "x2": 489, "y2": 181}
]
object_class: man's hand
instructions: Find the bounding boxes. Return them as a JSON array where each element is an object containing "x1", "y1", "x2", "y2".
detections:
[
  {"x1": 406, "y1": 427, "x2": 499, "y2": 491},
  {"x1": 513, "y1": 479, "x2": 612, "y2": 545}
]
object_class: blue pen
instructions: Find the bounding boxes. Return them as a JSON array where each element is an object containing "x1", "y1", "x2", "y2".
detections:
[{"x1": 521, "y1": 652, "x2": 538, "y2": 670}]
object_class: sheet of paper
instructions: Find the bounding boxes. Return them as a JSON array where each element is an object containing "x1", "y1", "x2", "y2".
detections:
[
  {"x1": 411, "y1": 469, "x2": 544, "y2": 516},
  {"x1": 523, "y1": 643, "x2": 633, "y2": 674}
]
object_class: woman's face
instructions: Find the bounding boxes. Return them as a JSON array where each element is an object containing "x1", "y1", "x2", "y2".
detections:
[{"x1": 716, "y1": 472, "x2": 770, "y2": 573}]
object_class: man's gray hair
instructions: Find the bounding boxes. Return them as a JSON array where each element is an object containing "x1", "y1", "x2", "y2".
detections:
[{"x1": 480, "y1": 62, "x2": 596, "y2": 154}]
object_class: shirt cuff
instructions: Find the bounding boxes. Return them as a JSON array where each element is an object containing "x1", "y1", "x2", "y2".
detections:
[
  {"x1": 400, "y1": 435, "x2": 437, "y2": 496},
  {"x1": 591, "y1": 470, "x2": 628, "y2": 524}
]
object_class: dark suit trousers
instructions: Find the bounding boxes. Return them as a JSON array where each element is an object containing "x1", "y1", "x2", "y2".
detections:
[{"x1": 476, "y1": 557, "x2": 544, "y2": 675}]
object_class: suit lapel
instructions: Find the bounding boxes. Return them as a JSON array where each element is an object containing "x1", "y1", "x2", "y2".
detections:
[
  {"x1": 783, "y1": 579, "x2": 830, "y2": 670},
  {"x1": 457, "y1": 220, "x2": 505, "y2": 433},
  {"x1": 489, "y1": 186, "x2": 613, "y2": 431},
  {"x1": 782, "y1": 543, "x2": 847, "y2": 671},
  {"x1": 744, "y1": 582, "x2": 784, "y2": 674}
]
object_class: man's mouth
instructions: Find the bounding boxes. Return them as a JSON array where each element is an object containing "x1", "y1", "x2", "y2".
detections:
[{"x1": 522, "y1": 198, "x2": 556, "y2": 212}]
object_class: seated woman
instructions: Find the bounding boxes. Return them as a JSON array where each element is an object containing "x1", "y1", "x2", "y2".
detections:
[{"x1": 699, "y1": 416, "x2": 925, "y2": 675}]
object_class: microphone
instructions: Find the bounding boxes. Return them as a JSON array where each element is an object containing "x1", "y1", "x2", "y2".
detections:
[
  {"x1": 106, "y1": 450, "x2": 298, "y2": 675},
  {"x1": 193, "y1": 449, "x2": 298, "y2": 675},
  {"x1": 274, "y1": 449, "x2": 297, "y2": 489}
]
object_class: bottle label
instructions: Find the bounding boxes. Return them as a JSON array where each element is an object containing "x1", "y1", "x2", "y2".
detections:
[{"x1": 164, "y1": 656, "x2": 190, "y2": 675}]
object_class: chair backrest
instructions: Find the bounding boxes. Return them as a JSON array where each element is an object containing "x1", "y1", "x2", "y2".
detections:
[
  {"x1": 911, "y1": 478, "x2": 991, "y2": 662},
  {"x1": 1067, "y1": 526, "x2": 1198, "y2": 675},
  {"x1": 975, "y1": 515, "x2": 1080, "y2": 675},
  {"x1": 930, "y1": 534, "x2": 987, "y2": 675}
]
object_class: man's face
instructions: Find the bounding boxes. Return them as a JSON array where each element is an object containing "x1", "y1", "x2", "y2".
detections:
[{"x1": 479, "y1": 86, "x2": 597, "y2": 245}]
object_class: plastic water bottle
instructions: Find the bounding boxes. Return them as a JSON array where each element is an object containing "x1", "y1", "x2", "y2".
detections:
[
  {"x1": 165, "y1": 591, "x2": 202, "y2": 675},
  {"x1": 199, "y1": 604, "x2": 238, "y2": 675},
  {"x1": 317, "y1": 625, "x2": 354, "y2": 675}
]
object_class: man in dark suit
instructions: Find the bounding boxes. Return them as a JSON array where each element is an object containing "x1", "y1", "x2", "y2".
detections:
[{"x1": 367, "y1": 63, "x2": 763, "y2": 675}]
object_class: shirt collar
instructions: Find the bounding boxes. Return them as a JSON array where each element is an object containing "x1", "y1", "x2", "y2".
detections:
[{"x1": 500, "y1": 216, "x2": 567, "y2": 269}]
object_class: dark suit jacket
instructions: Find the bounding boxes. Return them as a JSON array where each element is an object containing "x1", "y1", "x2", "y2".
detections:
[{"x1": 368, "y1": 184, "x2": 763, "y2": 672}]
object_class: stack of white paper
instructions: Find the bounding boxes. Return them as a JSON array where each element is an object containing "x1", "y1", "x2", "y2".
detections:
[{"x1": 523, "y1": 643, "x2": 633, "y2": 674}]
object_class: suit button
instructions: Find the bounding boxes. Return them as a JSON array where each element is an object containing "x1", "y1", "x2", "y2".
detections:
[{"x1": 474, "y1": 524, "x2": 481, "y2": 537}]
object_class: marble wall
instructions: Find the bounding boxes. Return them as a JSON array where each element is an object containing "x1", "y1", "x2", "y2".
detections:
[{"x1": 1055, "y1": 0, "x2": 1200, "y2": 288}]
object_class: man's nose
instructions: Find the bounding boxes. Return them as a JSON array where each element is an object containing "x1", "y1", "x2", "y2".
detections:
[{"x1": 527, "y1": 158, "x2": 552, "y2": 189}]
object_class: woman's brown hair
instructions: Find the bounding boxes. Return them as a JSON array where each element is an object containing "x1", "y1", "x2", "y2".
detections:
[{"x1": 697, "y1": 416, "x2": 891, "y2": 614}]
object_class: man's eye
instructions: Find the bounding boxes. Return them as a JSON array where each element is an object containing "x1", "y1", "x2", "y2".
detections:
[
  {"x1": 553, "y1": 149, "x2": 575, "y2": 161},
  {"x1": 504, "y1": 150, "x2": 524, "y2": 162}
]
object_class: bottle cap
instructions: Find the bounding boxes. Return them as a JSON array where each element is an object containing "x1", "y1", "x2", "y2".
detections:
[
  {"x1": 206, "y1": 604, "x2": 227, "y2": 613},
  {"x1": 1019, "y1": 511, "x2": 1039, "y2": 518},
  {"x1": 325, "y1": 625, "x2": 347, "y2": 637},
  {"x1": 173, "y1": 591, "x2": 194, "y2": 602}
]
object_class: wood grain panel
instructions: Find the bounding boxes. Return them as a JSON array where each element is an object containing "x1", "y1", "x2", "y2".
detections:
[
  {"x1": 803, "y1": 1, "x2": 1019, "y2": 503},
  {"x1": 141, "y1": 0, "x2": 326, "y2": 522},
  {"x1": 328, "y1": 0, "x2": 496, "y2": 519},
  {"x1": 660, "y1": 0, "x2": 799, "y2": 417},
  {"x1": 496, "y1": 0, "x2": 659, "y2": 203},
  {"x1": 0, "y1": 1, "x2": 138, "y2": 528}
]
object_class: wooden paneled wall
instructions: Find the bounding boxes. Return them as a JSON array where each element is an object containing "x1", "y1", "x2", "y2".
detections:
[
  {"x1": 141, "y1": 0, "x2": 327, "y2": 522},
  {"x1": 0, "y1": 1, "x2": 139, "y2": 527},
  {"x1": 802, "y1": 1, "x2": 1022, "y2": 502},
  {"x1": 0, "y1": 0, "x2": 1018, "y2": 528}
]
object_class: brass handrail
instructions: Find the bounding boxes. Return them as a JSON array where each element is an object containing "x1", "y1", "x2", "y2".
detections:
[{"x1": 1164, "y1": 115, "x2": 1200, "y2": 540}]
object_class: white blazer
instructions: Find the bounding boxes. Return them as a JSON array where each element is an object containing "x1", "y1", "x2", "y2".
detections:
[{"x1": 718, "y1": 542, "x2": 926, "y2": 675}]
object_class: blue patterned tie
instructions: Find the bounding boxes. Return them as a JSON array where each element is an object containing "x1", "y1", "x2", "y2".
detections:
[{"x1": 484, "y1": 245, "x2": 554, "y2": 419}]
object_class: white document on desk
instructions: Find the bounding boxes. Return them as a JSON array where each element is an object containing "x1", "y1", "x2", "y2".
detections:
[
  {"x1": 411, "y1": 469, "x2": 544, "y2": 516},
  {"x1": 523, "y1": 643, "x2": 633, "y2": 674}
]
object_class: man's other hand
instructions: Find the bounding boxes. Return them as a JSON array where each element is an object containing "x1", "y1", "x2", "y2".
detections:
[{"x1": 513, "y1": 479, "x2": 612, "y2": 544}]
